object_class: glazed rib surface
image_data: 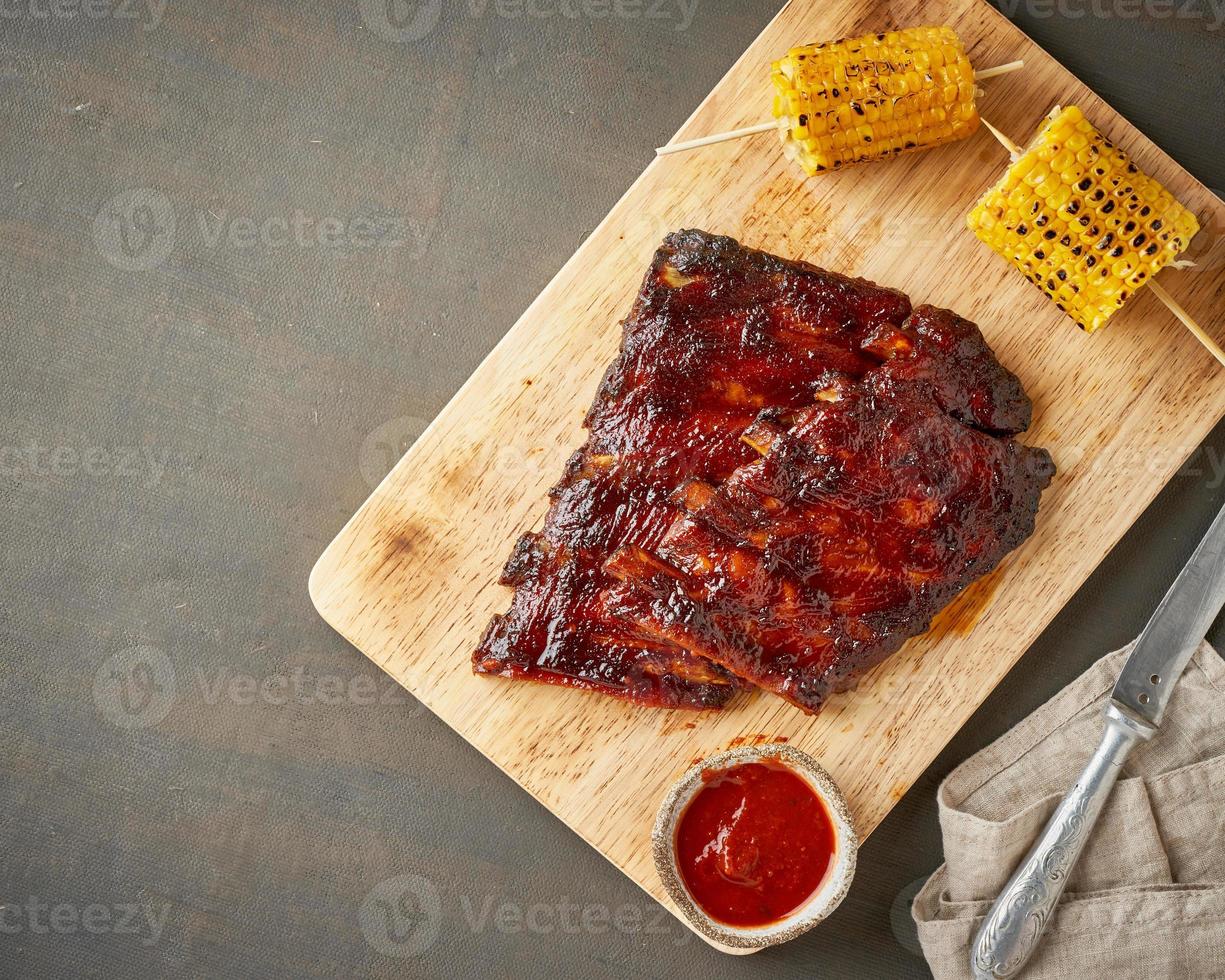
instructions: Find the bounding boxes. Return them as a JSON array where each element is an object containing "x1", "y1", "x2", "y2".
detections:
[
  {"x1": 473, "y1": 230, "x2": 917, "y2": 707},
  {"x1": 603, "y1": 305, "x2": 1054, "y2": 713}
]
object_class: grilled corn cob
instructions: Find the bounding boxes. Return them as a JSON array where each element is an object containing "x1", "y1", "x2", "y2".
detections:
[
  {"x1": 968, "y1": 105, "x2": 1200, "y2": 333},
  {"x1": 770, "y1": 26, "x2": 979, "y2": 175}
]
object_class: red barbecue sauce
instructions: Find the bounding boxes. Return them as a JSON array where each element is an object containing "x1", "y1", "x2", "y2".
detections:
[{"x1": 675, "y1": 760, "x2": 836, "y2": 928}]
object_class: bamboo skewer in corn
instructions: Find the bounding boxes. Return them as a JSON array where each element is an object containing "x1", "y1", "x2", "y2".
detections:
[
  {"x1": 972, "y1": 106, "x2": 1223, "y2": 368},
  {"x1": 656, "y1": 26, "x2": 1024, "y2": 172},
  {"x1": 659, "y1": 60, "x2": 1025, "y2": 156}
]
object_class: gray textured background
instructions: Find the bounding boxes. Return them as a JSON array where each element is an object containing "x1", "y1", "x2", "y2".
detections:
[{"x1": 2, "y1": 1, "x2": 1223, "y2": 978}]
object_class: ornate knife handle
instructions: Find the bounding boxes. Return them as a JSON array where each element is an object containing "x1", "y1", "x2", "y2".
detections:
[{"x1": 970, "y1": 703, "x2": 1156, "y2": 979}]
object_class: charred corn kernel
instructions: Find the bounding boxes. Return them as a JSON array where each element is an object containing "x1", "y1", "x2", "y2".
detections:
[
  {"x1": 770, "y1": 26, "x2": 979, "y2": 175},
  {"x1": 968, "y1": 105, "x2": 1200, "y2": 333}
]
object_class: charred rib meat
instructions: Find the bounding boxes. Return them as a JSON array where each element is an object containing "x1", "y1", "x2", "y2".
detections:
[
  {"x1": 602, "y1": 305, "x2": 1054, "y2": 714},
  {"x1": 473, "y1": 230, "x2": 917, "y2": 707}
]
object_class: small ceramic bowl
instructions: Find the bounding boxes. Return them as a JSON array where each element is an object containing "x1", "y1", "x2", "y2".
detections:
[{"x1": 652, "y1": 744, "x2": 858, "y2": 951}]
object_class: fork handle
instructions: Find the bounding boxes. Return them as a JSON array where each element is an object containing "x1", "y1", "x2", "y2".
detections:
[{"x1": 969, "y1": 703, "x2": 1156, "y2": 979}]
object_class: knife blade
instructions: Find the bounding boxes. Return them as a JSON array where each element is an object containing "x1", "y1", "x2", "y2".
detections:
[{"x1": 1112, "y1": 500, "x2": 1225, "y2": 728}]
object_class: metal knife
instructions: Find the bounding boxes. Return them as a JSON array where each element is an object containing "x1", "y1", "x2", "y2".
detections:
[{"x1": 971, "y1": 500, "x2": 1225, "y2": 979}]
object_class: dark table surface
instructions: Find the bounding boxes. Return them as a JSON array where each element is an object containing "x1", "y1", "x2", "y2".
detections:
[{"x1": 2, "y1": 2, "x2": 1223, "y2": 978}]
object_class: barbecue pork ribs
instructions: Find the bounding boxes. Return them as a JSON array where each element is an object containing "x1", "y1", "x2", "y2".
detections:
[
  {"x1": 603, "y1": 307, "x2": 1054, "y2": 714},
  {"x1": 473, "y1": 230, "x2": 1053, "y2": 711},
  {"x1": 473, "y1": 229, "x2": 915, "y2": 707}
]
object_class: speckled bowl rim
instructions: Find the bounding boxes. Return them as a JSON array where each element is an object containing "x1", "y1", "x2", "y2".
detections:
[{"x1": 652, "y1": 744, "x2": 858, "y2": 951}]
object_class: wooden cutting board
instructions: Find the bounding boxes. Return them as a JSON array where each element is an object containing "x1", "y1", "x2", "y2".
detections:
[{"x1": 310, "y1": 0, "x2": 1225, "y2": 947}]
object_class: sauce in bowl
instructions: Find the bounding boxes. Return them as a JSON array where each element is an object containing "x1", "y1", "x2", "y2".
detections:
[{"x1": 674, "y1": 759, "x2": 836, "y2": 928}]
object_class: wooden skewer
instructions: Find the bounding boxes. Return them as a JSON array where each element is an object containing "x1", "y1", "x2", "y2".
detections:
[
  {"x1": 657, "y1": 60, "x2": 1025, "y2": 156},
  {"x1": 980, "y1": 118, "x2": 1223, "y2": 369},
  {"x1": 980, "y1": 116, "x2": 1022, "y2": 159},
  {"x1": 658, "y1": 120, "x2": 778, "y2": 155},
  {"x1": 972, "y1": 59, "x2": 1026, "y2": 81},
  {"x1": 1149, "y1": 281, "x2": 1225, "y2": 368}
]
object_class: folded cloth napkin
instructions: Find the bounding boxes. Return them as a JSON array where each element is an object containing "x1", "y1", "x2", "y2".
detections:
[{"x1": 912, "y1": 641, "x2": 1225, "y2": 979}]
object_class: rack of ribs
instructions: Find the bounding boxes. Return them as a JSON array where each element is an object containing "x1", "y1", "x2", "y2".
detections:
[
  {"x1": 473, "y1": 230, "x2": 1053, "y2": 711},
  {"x1": 473, "y1": 229, "x2": 915, "y2": 707},
  {"x1": 603, "y1": 305, "x2": 1054, "y2": 714}
]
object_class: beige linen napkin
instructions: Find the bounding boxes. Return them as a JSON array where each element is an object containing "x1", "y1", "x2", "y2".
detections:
[{"x1": 912, "y1": 641, "x2": 1225, "y2": 979}]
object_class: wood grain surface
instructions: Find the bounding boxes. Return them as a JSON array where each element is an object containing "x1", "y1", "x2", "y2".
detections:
[{"x1": 309, "y1": 0, "x2": 1225, "y2": 943}]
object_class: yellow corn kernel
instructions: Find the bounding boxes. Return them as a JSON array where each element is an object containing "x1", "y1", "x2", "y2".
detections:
[
  {"x1": 770, "y1": 26, "x2": 979, "y2": 176},
  {"x1": 968, "y1": 105, "x2": 1200, "y2": 333}
]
